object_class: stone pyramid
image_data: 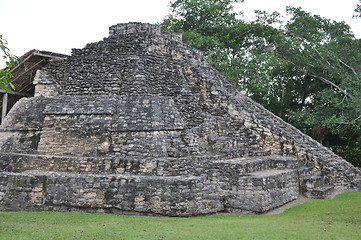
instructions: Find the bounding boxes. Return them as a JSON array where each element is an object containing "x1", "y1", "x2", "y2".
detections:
[{"x1": 0, "y1": 23, "x2": 359, "y2": 216}]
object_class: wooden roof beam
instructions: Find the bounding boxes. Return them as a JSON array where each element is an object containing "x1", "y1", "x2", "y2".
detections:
[
  {"x1": 0, "y1": 89, "x2": 33, "y2": 97},
  {"x1": 32, "y1": 51, "x2": 67, "y2": 60}
]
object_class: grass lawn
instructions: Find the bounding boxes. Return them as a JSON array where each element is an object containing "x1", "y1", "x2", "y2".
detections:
[{"x1": 0, "y1": 191, "x2": 360, "y2": 240}]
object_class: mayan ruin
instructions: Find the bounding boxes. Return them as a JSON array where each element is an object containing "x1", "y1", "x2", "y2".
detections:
[{"x1": 0, "y1": 22, "x2": 360, "y2": 216}]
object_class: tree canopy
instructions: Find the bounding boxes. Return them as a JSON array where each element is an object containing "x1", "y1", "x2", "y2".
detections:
[{"x1": 161, "y1": 0, "x2": 361, "y2": 159}]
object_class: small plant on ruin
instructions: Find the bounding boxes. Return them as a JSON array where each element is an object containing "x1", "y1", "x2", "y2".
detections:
[{"x1": 0, "y1": 35, "x2": 18, "y2": 91}]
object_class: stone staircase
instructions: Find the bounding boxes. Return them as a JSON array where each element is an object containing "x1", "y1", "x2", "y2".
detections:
[{"x1": 298, "y1": 167, "x2": 335, "y2": 199}]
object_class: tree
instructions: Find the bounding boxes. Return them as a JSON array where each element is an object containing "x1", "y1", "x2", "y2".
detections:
[
  {"x1": 161, "y1": 0, "x2": 244, "y2": 72},
  {"x1": 272, "y1": 8, "x2": 361, "y2": 146},
  {"x1": 162, "y1": 0, "x2": 242, "y2": 32},
  {"x1": 235, "y1": 8, "x2": 361, "y2": 146},
  {"x1": 162, "y1": 1, "x2": 361, "y2": 155},
  {"x1": 354, "y1": 0, "x2": 361, "y2": 18},
  {"x1": 0, "y1": 35, "x2": 18, "y2": 91}
]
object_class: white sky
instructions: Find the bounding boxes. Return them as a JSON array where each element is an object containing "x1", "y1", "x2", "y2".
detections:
[{"x1": 0, "y1": 0, "x2": 360, "y2": 67}]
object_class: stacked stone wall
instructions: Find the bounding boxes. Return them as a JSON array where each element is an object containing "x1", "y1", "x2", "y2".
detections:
[
  {"x1": 0, "y1": 171, "x2": 223, "y2": 216},
  {"x1": 0, "y1": 23, "x2": 359, "y2": 216},
  {"x1": 0, "y1": 155, "x2": 301, "y2": 216}
]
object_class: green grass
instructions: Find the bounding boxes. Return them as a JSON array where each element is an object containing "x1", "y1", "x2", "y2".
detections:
[{"x1": 0, "y1": 192, "x2": 360, "y2": 240}]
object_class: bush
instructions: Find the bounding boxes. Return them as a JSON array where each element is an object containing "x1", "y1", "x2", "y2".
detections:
[{"x1": 333, "y1": 145, "x2": 361, "y2": 168}]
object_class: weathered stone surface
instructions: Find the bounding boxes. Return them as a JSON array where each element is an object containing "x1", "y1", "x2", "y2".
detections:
[{"x1": 0, "y1": 23, "x2": 360, "y2": 216}]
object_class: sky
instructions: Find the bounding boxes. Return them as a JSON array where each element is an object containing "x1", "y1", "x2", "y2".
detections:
[{"x1": 0, "y1": 0, "x2": 360, "y2": 67}]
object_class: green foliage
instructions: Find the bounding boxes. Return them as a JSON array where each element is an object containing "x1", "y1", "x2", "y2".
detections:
[
  {"x1": 161, "y1": 2, "x2": 361, "y2": 151},
  {"x1": 273, "y1": 8, "x2": 361, "y2": 144},
  {"x1": 162, "y1": 0, "x2": 242, "y2": 32},
  {"x1": 161, "y1": 0, "x2": 245, "y2": 75},
  {"x1": 354, "y1": 0, "x2": 361, "y2": 18},
  {"x1": 0, "y1": 35, "x2": 18, "y2": 91},
  {"x1": 0, "y1": 192, "x2": 360, "y2": 239},
  {"x1": 333, "y1": 143, "x2": 361, "y2": 167}
]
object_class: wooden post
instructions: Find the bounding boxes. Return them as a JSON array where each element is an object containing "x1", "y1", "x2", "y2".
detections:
[{"x1": 2, "y1": 92, "x2": 8, "y2": 123}]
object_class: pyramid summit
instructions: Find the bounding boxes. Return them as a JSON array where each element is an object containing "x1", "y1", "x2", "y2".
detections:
[{"x1": 0, "y1": 23, "x2": 359, "y2": 216}]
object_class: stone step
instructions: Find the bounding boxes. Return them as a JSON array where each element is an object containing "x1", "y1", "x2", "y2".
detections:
[
  {"x1": 212, "y1": 155, "x2": 302, "y2": 174},
  {"x1": 226, "y1": 169, "x2": 299, "y2": 213},
  {"x1": 0, "y1": 170, "x2": 223, "y2": 216},
  {"x1": 300, "y1": 170, "x2": 335, "y2": 198},
  {"x1": 0, "y1": 167, "x2": 302, "y2": 215},
  {"x1": 301, "y1": 175, "x2": 324, "y2": 191},
  {"x1": 298, "y1": 166, "x2": 312, "y2": 175},
  {"x1": 0, "y1": 158, "x2": 304, "y2": 215},
  {"x1": 1, "y1": 152, "x2": 302, "y2": 177},
  {"x1": 247, "y1": 169, "x2": 294, "y2": 177},
  {"x1": 309, "y1": 185, "x2": 335, "y2": 199}
]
